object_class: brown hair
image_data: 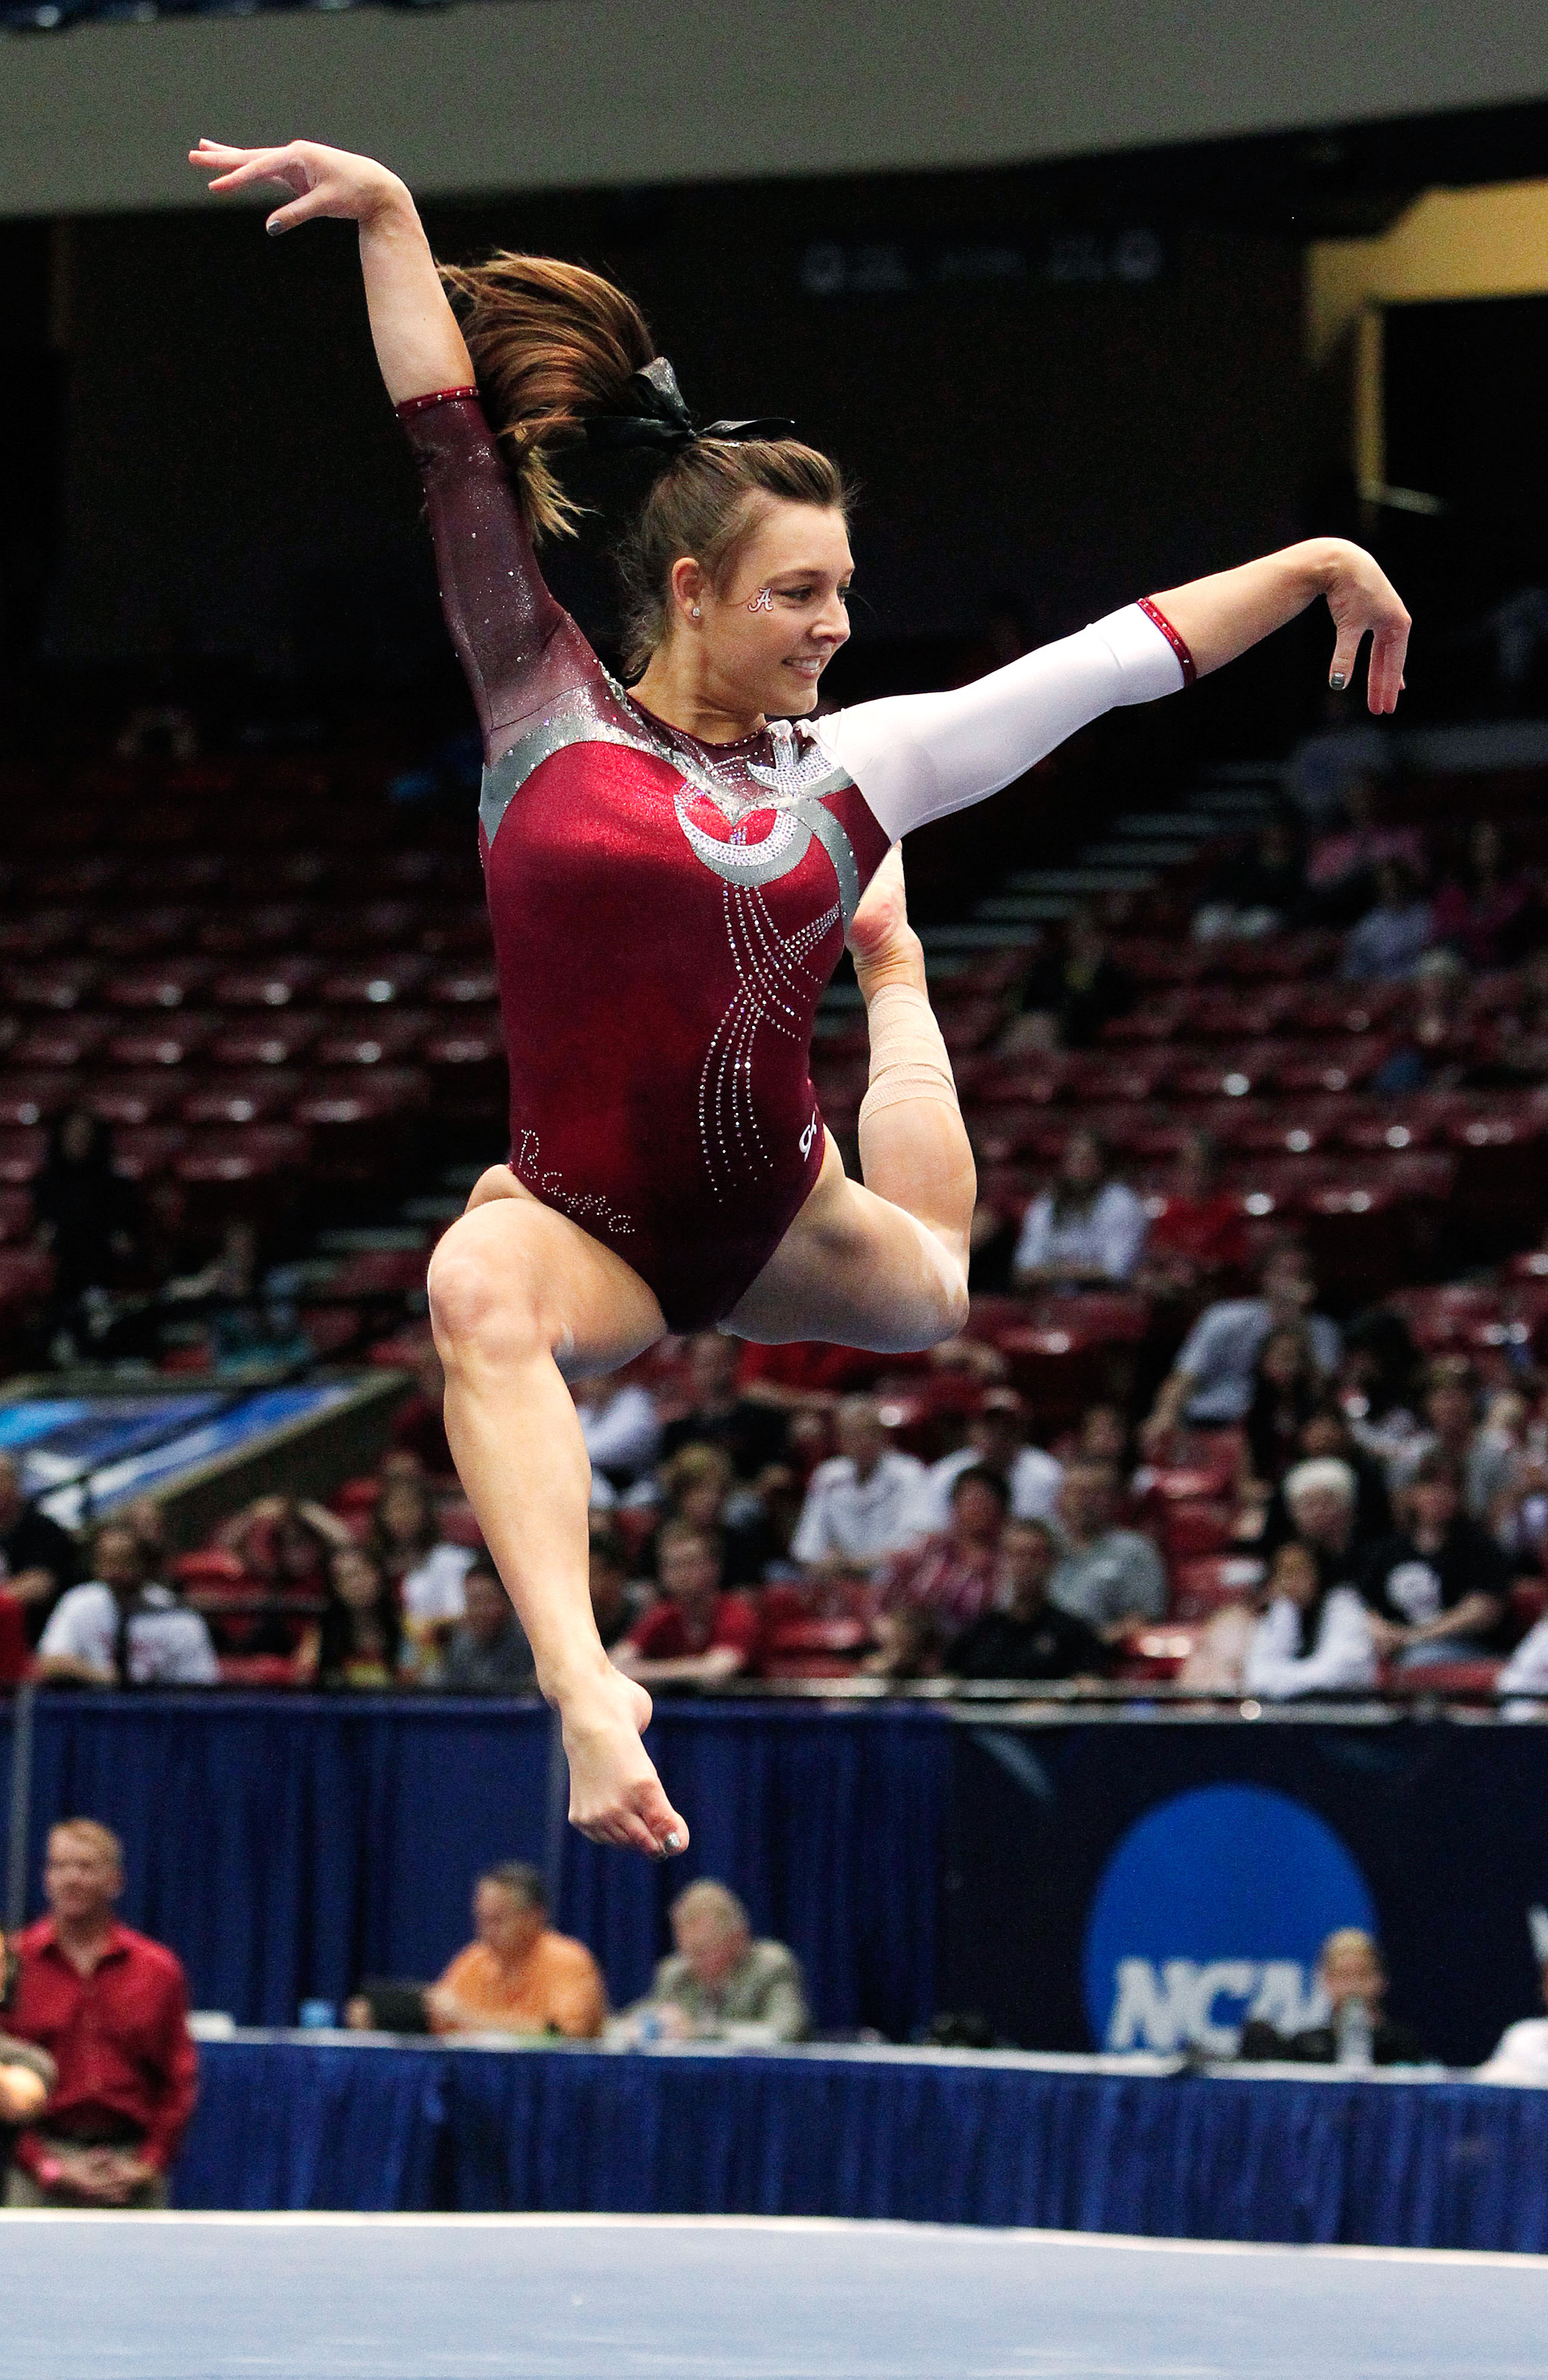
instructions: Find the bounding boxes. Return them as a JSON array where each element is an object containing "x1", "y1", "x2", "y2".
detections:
[{"x1": 440, "y1": 251, "x2": 848, "y2": 677}]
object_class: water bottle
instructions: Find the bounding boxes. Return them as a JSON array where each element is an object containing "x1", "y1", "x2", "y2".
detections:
[
  {"x1": 1335, "y1": 1994, "x2": 1374, "y2": 2069},
  {"x1": 298, "y1": 1999, "x2": 337, "y2": 2031}
]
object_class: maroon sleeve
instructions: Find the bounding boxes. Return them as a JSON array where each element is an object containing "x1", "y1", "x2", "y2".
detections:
[
  {"x1": 395, "y1": 390, "x2": 598, "y2": 762},
  {"x1": 141, "y1": 1954, "x2": 198, "y2": 2172},
  {"x1": 709, "y1": 1595, "x2": 764, "y2": 1671}
]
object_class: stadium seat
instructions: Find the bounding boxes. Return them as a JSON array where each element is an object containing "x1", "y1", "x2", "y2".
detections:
[
  {"x1": 180, "y1": 1073, "x2": 301, "y2": 1126},
  {"x1": 10, "y1": 1018, "x2": 107, "y2": 1069},
  {"x1": 0, "y1": 1128, "x2": 48, "y2": 1184},
  {"x1": 317, "y1": 955, "x2": 432, "y2": 1008},
  {"x1": 208, "y1": 1015, "x2": 324, "y2": 1068},
  {"x1": 1156, "y1": 1501, "x2": 1237, "y2": 1558},
  {"x1": 0, "y1": 1071, "x2": 76, "y2": 1127},
  {"x1": 86, "y1": 906, "x2": 198, "y2": 958},
  {"x1": 197, "y1": 902, "x2": 309, "y2": 957},
  {"x1": 313, "y1": 1013, "x2": 429, "y2": 1068},
  {"x1": 210, "y1": 957, "x2": 324, "y2": 1009},
  {"x1": 5, "y1": 960, "x2": 100, "y2": 1011},
  {"x1": 85, "y1": 1072, "x2": 187, "y2": 1126},
  {"x1": 309, "y1": 900, "x2": 420, "y2": 954},
  {"x1": 1379, "y1": 1659, "x2": 1501, "y2": 1700},
  {"x1": 426, "y1": 965, "x2": 500, "y2": 1007},
  {"x1": 104, "y1": 1020, "x2": 215, "y2": 1070},
  {"x1": 1169, "y1": 1554, "x2": 1265, "y2": 1619},
  {"x1": 112, "y1": 1126, "x2": 190, "y2": 1180}
]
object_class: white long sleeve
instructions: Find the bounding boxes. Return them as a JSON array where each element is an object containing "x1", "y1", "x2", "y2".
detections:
[
  {"x1": 813, "y1": 603, "x2": 1187, "y2": 842},
  {"x1": 1244, "y1": 1589, "x2": 1377, "y2": 1700}
]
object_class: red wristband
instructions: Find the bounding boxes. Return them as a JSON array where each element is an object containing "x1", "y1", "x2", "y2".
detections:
[
  {"x1": 1137, "y1": 596, "x2": 1197, "y2": 687},
  {"x1": 395, "y1": 386, "x2": 478, "y2": 420}
]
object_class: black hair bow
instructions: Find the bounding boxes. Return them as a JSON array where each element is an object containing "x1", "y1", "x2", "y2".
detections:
[{"x1": 579, "y1": 356, "x2": 793, "y2": 453}]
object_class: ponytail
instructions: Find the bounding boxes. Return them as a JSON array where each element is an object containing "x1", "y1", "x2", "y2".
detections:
[{"x1": 443, "y1": 249, "x2": 849, "y2": 675}]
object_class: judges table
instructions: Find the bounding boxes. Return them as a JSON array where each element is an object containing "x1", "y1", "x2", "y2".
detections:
[{"x1": 172, "y1": 2033, "x2": 1548, "y2": 2252}]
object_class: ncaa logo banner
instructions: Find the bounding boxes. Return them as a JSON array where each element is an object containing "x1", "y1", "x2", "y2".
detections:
[{"x1": 1082, "y1": 1783, "x2": 1376, "y2": 2054}]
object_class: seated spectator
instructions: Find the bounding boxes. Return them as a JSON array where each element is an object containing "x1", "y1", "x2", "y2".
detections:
[
  {"x1": 1277, "y1": 1455, "x2": 1383, "y2": 1588},
  {"x1": 5, "y1": 1820, "x2": 197, "y2": 2205},
  {"x1": 427, "y1": 1863, "x2": 606, "y2": 2040},
  {"x1": 906, "y1": 1387, "x2": 1063, "y2": 1539},
  {"x1": 369, "y1": 1474, "x2": 476, "y2": 1665},
  {"x1": 656, "y1": 1443, "x2": 770, "y2": 1588},
  {"x1": 1242, "y1": 1539, "x2": 1376, "y2": 1700},
  {"x1": 1138, "y1": 1131, "x2": 1249, "y2": 1303},
  {"x1": 1048, "y1": 1458, "x2": 1166, "y2": 1644},
  {"x1": 1432, "y1": 819, "x2": 1533, "y2": 972},
  {"x1": 1477, "y1": 1952, "x2": 1548, "y2": 2084},
  {"x1": 35, "y1": 1105, "x2": 142, "y2": 1367},
  {"x1": 658, "y1": 1334, "x2": 788, "y2": 1480},
  {"x1": 300, "y1": 1545, "x2": 404, "y2": 1690},
  {"x1": 791, "y1": 1397, "x2": 926, "y2": 1578},
  {"x1": 1012, "y1": 1130, "x2": 1147, "y2": 1291},
  {"x1": 1012, "y1": 906, "x2": 1135, "y2": 1051},
  {"x1": 1497, "y1": 1610, "x2": 1548, "y2": 1714},
  {"x1": 1070, "y1": 1401, "x2": 1138, "y2": 1476},
  {"x1": 1388, "y1": 1357, "x2": 1510, "y2": 1522},
  {"x1": 947, "y1": 1518, "x2": 1108, "y2": 1681},
  {"x1": 861, "y1": 1601, "x2": 945, "y2": 1681},
  {"x1": 589, "y1": 1523, "x2": 642, "y2": 1650},
  {"x1": 390, "y1": 1344, "x2": 454, "y2": 1477},
  {"x1": 617, "y1": 1880, "x2": 807, "y2": 2044},
  {"x1": 1361, "y1": 1454, "x2": 1511, "y2": 1670},
  {"x1": 0, "y1": 1451, "x2": 81, "y2": 1647},
  {"x1": 437, "y1": 1560, "x2": 536, "y2": 1694},
  {"x1": 1239, "y1": 1927, "x2": 1423, "y2": 2065},
  {"x1": 1191, "y1": 813, "x2": 1311, "y2": 942},
  {"x1": 36, "y1": 1524, "x2": 218, "y2": 1687},
  {"x1": 878, "y1": 1467, "x2": 1011, "y2": 1637},
  {"x1": 1253, "y1": 1401, "x2": 1392, "y2": 1560},
  {"x1": 1341, "y1": 857, "x2": 1433, "y2": 983},
  {"x1": 572, "y1": 1370, "x2": 662, "y2": 1492},
  {"x1": 1142, "y1": 1245, "x2": 1339, "y2": 1452},
  {"x1": 615, "y1": 1520, "x2": 763, "y2": 1685},
  {"x1": 214, "y1": 1492, "x2": 351, "y2": 1594},
  {"x1": 1307, "y1": 774, "x2": 1425, "y2": 922},
  {"x1": 1241, "y1": 1323, "x2": 1324, "y2": 1492}
]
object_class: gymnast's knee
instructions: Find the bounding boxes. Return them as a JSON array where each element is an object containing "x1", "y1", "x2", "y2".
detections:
[{"x1": 427, "y1": 1207, "x2": 562, "y2": 1370}]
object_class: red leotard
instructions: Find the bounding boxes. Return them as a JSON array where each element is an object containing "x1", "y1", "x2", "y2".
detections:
[{"x1": 401, "y1": 390, "x2": 892, "y2": 1329}]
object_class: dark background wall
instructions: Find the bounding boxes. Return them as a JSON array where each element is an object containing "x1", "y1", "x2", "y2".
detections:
[{"x1": 42, "y1": 177, "x2": 1306, "y2": 711}]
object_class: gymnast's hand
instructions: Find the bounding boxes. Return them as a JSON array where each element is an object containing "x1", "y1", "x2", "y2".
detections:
[
  {"x1": 1322, "y1": 541, "x2": 1410, "y2": 714},
  {"x1": 561, "y1": 1666, "x2": 690, "y2": 1860},
  {"x1": 188, "y1": 138, "x2": 406, "y2": 233}
]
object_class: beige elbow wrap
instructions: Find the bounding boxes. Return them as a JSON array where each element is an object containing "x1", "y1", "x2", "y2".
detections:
[{"x1": 856, "y1": 983, "x2": 961, "y2": 1130}]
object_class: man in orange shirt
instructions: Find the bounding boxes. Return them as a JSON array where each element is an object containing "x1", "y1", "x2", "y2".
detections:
[{"x1": 427, "y1": 1864, "x2": 607, "y2": 2040}]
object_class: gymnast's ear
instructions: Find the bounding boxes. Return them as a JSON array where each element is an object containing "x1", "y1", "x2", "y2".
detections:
[{"x1": 669, "y1": 556, "x2": 709, "y2": 629}]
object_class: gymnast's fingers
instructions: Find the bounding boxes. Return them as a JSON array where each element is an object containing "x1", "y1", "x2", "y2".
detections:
[
  {"x1": 265, "y1": 191, "x2": 330, "y2": 237},
  {"x1": 1368, "y1": 616, "x2": 1411, "y2": 714}
]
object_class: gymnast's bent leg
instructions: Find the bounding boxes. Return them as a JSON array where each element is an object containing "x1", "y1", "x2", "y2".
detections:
[
  {"x1": 426, "y1": 1177, "x2": 686, "y2": 1856},
  {"x1": 727, "y1": 848, "x2": 976, "y2": 1354}
]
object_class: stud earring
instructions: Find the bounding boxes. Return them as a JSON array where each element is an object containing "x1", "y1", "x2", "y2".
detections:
[{"x1": 692, "y1": 606, "x2": 701, "y2": 618}]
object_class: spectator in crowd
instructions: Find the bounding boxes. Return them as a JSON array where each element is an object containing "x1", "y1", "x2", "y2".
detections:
[
  {"x1": 390, "y1": 1343, "x2": 454, "y2": 1477},
  {"x1": 1048, "y1": 1458, "x2": 1166, "y2": 1643},
  {"x1": 1341, "y1": 857, "x2": 1433, "y2": 984},
  {"x1": 1241, "y1": 1324, "x2": 1324, "y2": 1491},
  {"x1": 658, "y1": 1334, "x2": 788, "y2": 1480},
  {"x1": 1497, "y1": 1609, "x2": 1548, "y2": 1715},
  {"x1": 1242, "y1": 1539, "x2": 1376, "y2": 1701},
  {"x1": 1141, "y1": 1245, "x2": 1340, "y2": 1452},
  {"x1": 5, "y1": 1820, "x2": 198, "y2": 2205},
  {"x1": 1369, "y1": 947, "x2": 1472, "y2": 1097},
  {"x1": 215, "y1": 1492, "x2": 350, "y2": 1594},
  {"x1": 1012, "y1": 1130, "x2": 1147, "y2": 1290},
  {"x1": 1477, "y1": 1951, "x2": 1548, "y2": 2085},
  {"x1": 1138, "y1": 1131, "x2": 1249, "y2": 1303},
  {"x1": 1191, "y1": 813, "x2": 1311, "y2": 942},
  {"x1": 1307, "y1": 774, "x2": 1425, "y2": 920},
  {"x1": 1240, "y1": 1927, "x2": 1423, "y2": 2064},
  {"x1": 878, "y1": 1467, "x2": 1011, "y2": 1638},
  {"x1": 1278, "y1": 1456, "x2": 1383, "y2": 1588},
  {"x1": 791, "y1": 1397, "x2": 926, "y2": 1578},
  {"x1": 589, "y1": 1523, "x2": 642, "y2": 1650},
  {"x1": 572, "y1": 1370, "x2": 662, "y2": 1492},
  {"x1": 1360, "y1": 1454, "x2": 1512, "y2": 1671},
  {"x1": 35, "y1": 1523, "x2": 218, "y2": 1688},
  {"x1": 1389, "y1": 1358, "x2": 1512, "y2": 1523},
  {"x1": 427, "y1": 1863, "x2": 606, "y2": 2040},
  {"x1": 121, "y1": 1495, "x2": 170, "y2": 1576},
  {"x1": 301, "y1": 1545, "x2": 404, "y2": 1690},
  {"x1": 1013, "y1": 906, "x2": 1135, "y2": 1051},
  {"x1": 34, "y1": 1106, "x2": 141, "y2": 1366},
  {"x1": 947, "y1": 1517, "x2": 1108, "y2": 1681},
  {"x1": 368, "y1": 1474, "x2": 476, "y2": 1663},
  {"x1": 1253, "y1": 1401, "x2": 1392, "y2": 1560},
  {"x1": 1070, "y1": 1401, "x2": 1139, "y2": 1479},
  {"x1": 615, "y1": 1520, "x2": 763, "y2": 1685},
  {"x1": 1432, "y1": 820, "x2": 1533, "y2": 972},
  {"x1": 657, "y1": 1443, "x2": 770, "y2": 1587},
  {"x1": 0, "y1": 1451, "x2": 81, "y2": 1646},
  {"x1": 437, "y1": 1560, "x2": 536, "y2": 1694},
  {"x1": 906, "y1": 1387, "x2": 1063, "y2": 1539},
  {"x1": 617, "y1": 1880, "x2": 807, "y2": 2045}
]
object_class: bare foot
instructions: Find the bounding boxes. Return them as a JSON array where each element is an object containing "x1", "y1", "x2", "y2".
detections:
[
  {"x1": 848, "y1": 843, "x2": 926, "y2": 999},
  {"x1": 561, "y1": 1667, "x2": 690, "y2": 1858}
]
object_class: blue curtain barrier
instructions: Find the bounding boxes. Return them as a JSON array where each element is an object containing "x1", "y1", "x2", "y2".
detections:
[
  {"x1": 0, "y1": 1695, "x2": 949, "y2": 2037},
  {"x1": 171, "y1": 2038, "x2": 1548, "y2": 2251}
]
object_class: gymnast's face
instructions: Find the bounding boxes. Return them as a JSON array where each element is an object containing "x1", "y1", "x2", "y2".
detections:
[{"x1": 674, "y1": 500, "x2": 853, "y2": 722}]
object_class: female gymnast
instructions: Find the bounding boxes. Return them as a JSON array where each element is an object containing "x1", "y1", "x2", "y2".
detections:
[{"x1": 193, "y1": 138, "x2": 1410, "y2": 1858}]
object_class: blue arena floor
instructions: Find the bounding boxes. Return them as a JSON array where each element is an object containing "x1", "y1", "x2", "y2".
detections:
[{"x1": 3, "y1": 2212, "x2": 1546, "y2": 2380}]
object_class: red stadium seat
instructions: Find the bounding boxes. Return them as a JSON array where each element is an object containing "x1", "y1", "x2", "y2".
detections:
[
  {"x1": 84, "y1": 1073, "x2": 186, "y2": 1126},
  {"x1": 5, "y1": 961, "x2": 101, "y2": 1012},
  {"x1": 209, "y1": 957, "x2": 323, "y2": 1009},
  {"x1": 197, "y1": 903, "x2": 309, "y2": 957},
  {"x1": 10, "y1": 1018, "x2": 107, "y2": 1070},
  {"x1": 1271, "y1": 1039, "x2": 1393, "y2": 1095},
  {"x1": 0, "y1": 1129, "x2": 48, "y2": 1185},
  {"x1": 1169, "y1": 1554, "x2": 1265, "y2": 1619},
  {"x1": 0, "y1": 1188, "x2": 33, "y2": 1243},
  {"x1": 86, "y1": 906, "x2": 198, "y2": 959},
  {"x1": 309, "y1": 900, "x2": 420, "y2": 954},
  {"x1": 104, "y1": 1020, "x2": 215, "y2": 1071},
  {"x1": 1170, "y1": 1048, "x2": 1278, "y2": 1102},
  {"x1": 0, "y1": 1245, "x2": 54, "y2": 1302},
  {"x1": 180, "y1": 1073, "x2": 300, "y2": 1126},
  {"x1": 1219, "y1": 930, "x2": 1338, "y2": 981},
  {"x1": 112, "y1": 1126, "x2": 189, "y2": 1180},
  {"x1": 0, "y1": 909, "x2": 86, "y2": 959},
  {"x1": 1379, "y1": 1659, "x2": 1501, "y2": 1699},
  {"x1": 1386, "y1": 1284, "x2": 1503, "y2": 1350},
  {"x1": 1063, "y1": 1052, "x2": 1176, "y2": 1103},
  {"x1": 208, "y1": 1015, "x2": 324, "y2": 1069},
  {"x1": 0, "y1": 1071, "x2": 76, "y2": 1127},
  {"x1": 312, "y1": 1012, "x2": 429, "y2": 1068},
  {"x1": 1157, "y1": 1502, "x2": 1236, "y2": 1558},
  {"x1": 425, "y1": 962, "x2": 500, "y2": 1009},
  {"x1": 317, "y1": 955, "x2": 432, "y2": 1008}
]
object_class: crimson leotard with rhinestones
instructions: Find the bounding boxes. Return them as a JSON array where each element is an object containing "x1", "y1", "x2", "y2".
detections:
[{"x1": 400, "y1": 389, "x2": 1192, "y2": 1329}]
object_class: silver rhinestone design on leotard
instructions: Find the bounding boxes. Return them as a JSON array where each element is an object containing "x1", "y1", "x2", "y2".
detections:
[{"x1": 697, "y1": 879, "x2": 841, "y2": 1202}]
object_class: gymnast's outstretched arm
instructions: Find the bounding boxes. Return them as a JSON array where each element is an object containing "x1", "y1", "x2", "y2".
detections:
[{"x1": 822, "y1": 540, "x2": 1410, "y2": 843}]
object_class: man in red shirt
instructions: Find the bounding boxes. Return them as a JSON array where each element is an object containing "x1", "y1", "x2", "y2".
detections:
[
  {"x1": 5, "y1": 1818, "x2": 198, "y2": 2208},
  {"x1": 615, "y1": 1520, "x2": 763, "y2": 1686}
]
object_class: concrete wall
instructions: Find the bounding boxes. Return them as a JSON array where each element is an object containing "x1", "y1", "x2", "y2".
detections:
[{"x1": 4, "y1": 0, "x2": 1548, "y2": 221}]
